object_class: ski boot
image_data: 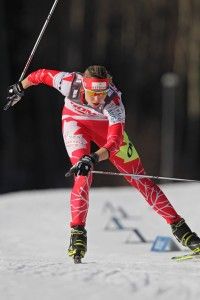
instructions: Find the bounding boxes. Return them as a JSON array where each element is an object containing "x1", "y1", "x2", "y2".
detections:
[
  {"x1": 171, "y1": 218, "x2": 200, "y2": 254},
  {"x1": 68, "y1": 225, "x2": 87, "y2": 263}
]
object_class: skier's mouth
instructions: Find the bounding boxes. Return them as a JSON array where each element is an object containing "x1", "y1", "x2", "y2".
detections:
[{"x1": 92, "y1": 103, "x2": 101, "y2": 107}]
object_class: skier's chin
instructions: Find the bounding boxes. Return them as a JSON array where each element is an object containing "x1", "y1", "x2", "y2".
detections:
[{"x1": 92, "y1": 103, "x2": 101, "y2": 108}]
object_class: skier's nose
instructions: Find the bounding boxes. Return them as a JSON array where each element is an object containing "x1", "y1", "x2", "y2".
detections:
[{"x1": 94, "y1": 95, "x2": 100, "y2": 102}]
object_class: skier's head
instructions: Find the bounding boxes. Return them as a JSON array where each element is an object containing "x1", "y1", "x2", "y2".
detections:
[
  {"x1": 82, "y1": 65, "x2": 111, "y2": 108},
  {"x1": 83, "y1": 65, "x2": 111, "y2": 79}
]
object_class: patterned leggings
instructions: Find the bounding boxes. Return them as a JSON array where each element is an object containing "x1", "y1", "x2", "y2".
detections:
[{"x1": 62, "y1": 118, "x2": 181, "y2": 227}]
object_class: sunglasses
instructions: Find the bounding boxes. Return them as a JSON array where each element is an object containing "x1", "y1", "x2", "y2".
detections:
[{"x1": 84, "y1": 88, "x2": 108, "y2": 97}]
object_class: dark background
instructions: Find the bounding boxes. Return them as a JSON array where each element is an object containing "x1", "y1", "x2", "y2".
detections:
[{"x1": 0, "y1": 0, "x2": 200, "y2": 193}]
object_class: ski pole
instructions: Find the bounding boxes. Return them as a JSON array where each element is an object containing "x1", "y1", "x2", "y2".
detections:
[
  {"x1": 65, "y1": 169, "x2": 200, "y2": 183},
  {"x1": 4, "y1": 0, "x2": 60, "y2": 111},
  {"x1": 91, "y1": 170, "x2": 200, "y2": 183}
]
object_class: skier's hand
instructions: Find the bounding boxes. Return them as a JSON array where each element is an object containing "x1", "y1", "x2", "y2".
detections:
[
  {"x1": 69, "y1": 153, "x2": 99, "y2": 176},
  {"x1": 4, "y1": 82, "x2": 25, "y2": 111}
]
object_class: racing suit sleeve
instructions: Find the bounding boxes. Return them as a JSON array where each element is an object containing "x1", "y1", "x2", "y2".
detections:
[
  {"x1": 27, "y1": 69, "x2": 74, "y2": 97},
  {"x1": 103, "y1": 123, "x2": 124, "y2": 155}
]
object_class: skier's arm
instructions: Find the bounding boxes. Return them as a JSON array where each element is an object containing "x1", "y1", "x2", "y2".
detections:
[
  {"x1": 24, "y1": 69, "x2": 73, "y2": 96},
  {"x1": 5, "y1": 69, "x2": 72, "y2": 109},
  {"x1": 20, "y1": 69, "x2": 61, "y2": 89},
  {"x1": 95, "y1": 147, "x2": 109, "y2": 161},
  {"x1": 21, "y1": 77, "x2": 35, "y2": 89},
  {"x1": 24, "y1": 69, "x2": 60, "y2": 87},
  {"x1": 100, "y1": 122, "x2": 124, "y2": 159},
  {"x1": 91, "y1": 123, "x2": 124, "y2": 162},
  {"x1": 98, "y1": 94, "x2": 125, "y2": 159}
]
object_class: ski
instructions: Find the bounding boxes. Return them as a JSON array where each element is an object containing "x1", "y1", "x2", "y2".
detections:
[{"x1": 171, "y1": 251, "x2": 200, "y2": 262}]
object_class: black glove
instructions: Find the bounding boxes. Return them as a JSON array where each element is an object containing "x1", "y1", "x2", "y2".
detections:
[
  {"x1": 4, "y1": 82, "x2": 24, "y2": 110},
  {"x1": 70, "y1": 153, "x2": 99, "y2": 176}
]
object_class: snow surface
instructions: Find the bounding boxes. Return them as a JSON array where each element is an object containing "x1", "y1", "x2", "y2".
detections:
[{"x1": 0, "y1": 183, "x2": 200, "y2": 300}]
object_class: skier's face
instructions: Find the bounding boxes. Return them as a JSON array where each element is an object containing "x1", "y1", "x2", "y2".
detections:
[
  {"x1": 84, "y1": 89, "x2": 108, "y2": 108},
  {"x1": 82, "y1": 76, "x2": 109, "y2": 108}
]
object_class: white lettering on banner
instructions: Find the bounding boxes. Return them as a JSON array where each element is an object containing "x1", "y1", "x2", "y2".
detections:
[
  {"x1": 71, "y1": 102, "x2": 100, "y2": 116},
  {"x1": 91, "y1": 82, "x2": 107, "y2": 90}
]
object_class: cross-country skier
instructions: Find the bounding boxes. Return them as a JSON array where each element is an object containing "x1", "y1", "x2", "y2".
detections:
[{"x1": 6, "y1": 65, "x2": 200, "y2": 262}]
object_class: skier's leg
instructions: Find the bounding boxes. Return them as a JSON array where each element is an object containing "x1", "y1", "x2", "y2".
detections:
[
  {"x1": 62, "y1": 118, "x2": 93, "y2": 259},
  {"x1": 62, "y1": 118, "x2": 92, "y2": 228},
  {"x1": 111, "y1": 132, "x2": 200, "y2": 251},
  {"x1": 91, "y1": 126, "x2": 200, "y2": 252},
  {"x1": 89, "y1": 126, "x2": 180, "y2": 224},
  {"x1": 86, "y1": 122, "x2": 200, "y2": 252},
  {"x1": 110, "y1": 132, "x2": 182, "y2": 224}
]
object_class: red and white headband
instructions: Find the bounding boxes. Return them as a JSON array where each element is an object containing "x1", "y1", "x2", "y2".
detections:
[{"x1": 82, "y1": 77, "x2": 110, "y2": 91}]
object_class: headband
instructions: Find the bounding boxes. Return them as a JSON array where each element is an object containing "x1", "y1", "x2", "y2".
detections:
[{"x1": 82, "y1": 77, "x2": 110, "y2": 91}]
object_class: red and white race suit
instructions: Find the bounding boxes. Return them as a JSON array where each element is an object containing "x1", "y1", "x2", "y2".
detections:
[{"x1": 27, "y1": 69, "x2": 181, "y2": 226}]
